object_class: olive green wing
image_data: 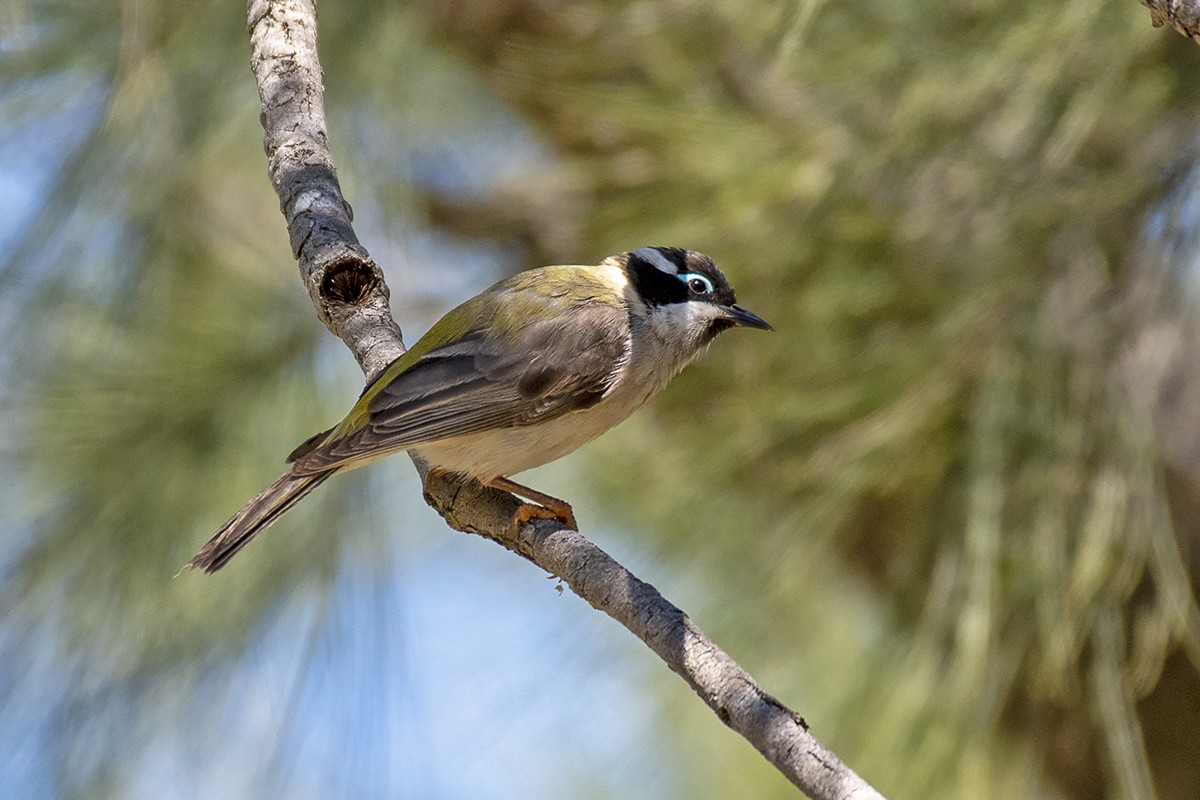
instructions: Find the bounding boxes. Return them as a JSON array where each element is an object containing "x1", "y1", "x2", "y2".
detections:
[{"x1": 289, "y1": 300, "x2": 629, "y2": 475}]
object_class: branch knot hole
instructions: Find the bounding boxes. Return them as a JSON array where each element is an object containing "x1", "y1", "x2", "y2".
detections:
[{"x1": 322, "y1": 259, "x2": 380, "y2": 306}]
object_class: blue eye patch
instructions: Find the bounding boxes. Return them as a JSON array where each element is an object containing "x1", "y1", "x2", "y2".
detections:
[{"x1": 678, "y1": 272, "x2": 714, "y2": 295}]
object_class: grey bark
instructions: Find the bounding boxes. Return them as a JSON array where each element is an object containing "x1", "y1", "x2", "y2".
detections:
[
  {"x1": 248, "y1": 0, "x2": 406, "y2": 380},
  {"x1": 245, "y1": 1, "x2": 886, "y2": 798}
]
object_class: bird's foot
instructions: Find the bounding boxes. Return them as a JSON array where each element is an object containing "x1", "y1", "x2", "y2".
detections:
[
  {"x1": 510, "y1": 503, "x2": 576, "y2": 537},
  {"x1": 485, "y1": 476, "x2": 578, "y2": 536}
]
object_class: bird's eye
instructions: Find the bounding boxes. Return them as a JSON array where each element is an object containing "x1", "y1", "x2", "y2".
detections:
[{"x1": 681, "y1": 273, "x2": 714, "y2": 295}]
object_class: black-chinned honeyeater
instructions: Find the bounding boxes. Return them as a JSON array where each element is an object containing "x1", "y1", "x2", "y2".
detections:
[{"x1": 188, "y1": 247, "x2": 772, "y2": 572}]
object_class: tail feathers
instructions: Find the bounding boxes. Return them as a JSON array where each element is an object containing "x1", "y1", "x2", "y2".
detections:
[{"x1": 188, "y1": 470, "x2": 333, "y2": 573}]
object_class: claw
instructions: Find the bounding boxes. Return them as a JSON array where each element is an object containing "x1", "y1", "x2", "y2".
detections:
[
  {"x1": 422, "y1": 466, "x2": 449, "y2": 501},
  {"x1": 486, "y1": 476, "x2": 578, "y2": 533},
  {"x1": 510, "y1": 502, "x2": 576, "y2": 537}
]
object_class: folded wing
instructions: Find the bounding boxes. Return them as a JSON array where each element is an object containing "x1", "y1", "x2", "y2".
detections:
[{"x1": 290, "y1": 300, "x2": 629, "y2": 474}]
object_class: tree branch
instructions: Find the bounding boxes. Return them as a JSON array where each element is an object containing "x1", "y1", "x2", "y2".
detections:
[
  {"x1": 248, "y1": 0, "x2": 405, "y2": 379},
  {"x1": 1139, "y1": 0, "x2": 1200, "y2": 44},
  {"x1": 246, "y1": 1, "x2": 885, "y2": 797},
  {"x1": 422, "y1": 471, "x2": 885, "y2": 799}
]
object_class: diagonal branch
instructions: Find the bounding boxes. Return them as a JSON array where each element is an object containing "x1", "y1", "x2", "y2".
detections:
[
  {"x1": 423, "y1": 472, "x2": 886, "y2": 800},
  {"x1": 245, "y1": 1, "x2": 885, "y2": 798}
]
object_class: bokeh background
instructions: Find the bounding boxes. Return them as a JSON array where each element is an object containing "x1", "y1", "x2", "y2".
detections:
[{"x1": 3, "y1": 1, "x2": 1200, "y2": 798}]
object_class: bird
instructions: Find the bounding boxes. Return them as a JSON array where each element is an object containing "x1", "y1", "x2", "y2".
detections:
[{"x1": 187, "y1": 247, "x2": 772, "y2": 572}]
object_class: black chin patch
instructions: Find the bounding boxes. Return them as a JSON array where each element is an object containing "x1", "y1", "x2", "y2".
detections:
[{"x1": 700, "y1": 317, "x2": 736, "y2": 345}]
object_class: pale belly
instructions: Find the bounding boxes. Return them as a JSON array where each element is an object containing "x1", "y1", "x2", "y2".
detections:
[
  {"x1": 408, "y1": 357, "x2": 676, "y2": 480},
  {"x1": 410, "y1": 390, "x2": 642, "y2": 479}
]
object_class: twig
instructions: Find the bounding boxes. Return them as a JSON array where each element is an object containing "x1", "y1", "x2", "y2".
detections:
[
  {"x1": 245, "y1": 1, "x2": 886, "y2": 797},
  {"x1": 1139, "y1": 0, "x2": 1200, "y2": 45}
]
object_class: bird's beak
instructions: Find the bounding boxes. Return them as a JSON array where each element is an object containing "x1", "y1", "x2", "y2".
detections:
[{"x1": 720, "y1": 304, "x2": 773, "y2": 331}]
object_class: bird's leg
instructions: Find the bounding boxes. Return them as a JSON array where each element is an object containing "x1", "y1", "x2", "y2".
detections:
[{"x1": 485, "y1": 476, "x2": 578, "y2": 535}]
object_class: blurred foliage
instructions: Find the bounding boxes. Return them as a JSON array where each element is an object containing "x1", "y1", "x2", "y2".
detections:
[
  {"x1": 3, "y1": 0, "x2": 1200, "y2": 798},
  {"x1": 429, "y1": 0, "x2": 1200, "y2": 797},
  {"x1": 0, "y1": 0, "x2": 521, "y2": 796}
]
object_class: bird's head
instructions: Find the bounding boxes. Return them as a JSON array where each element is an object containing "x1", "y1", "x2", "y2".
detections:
[{"x1": 612, "y1": 246, "x2": 772, "y2": 351}]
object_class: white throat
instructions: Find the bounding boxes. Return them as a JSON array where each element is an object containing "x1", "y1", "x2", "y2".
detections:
[{"x1": 639, "y1": 300, "x2": 723, "y2": 382}]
